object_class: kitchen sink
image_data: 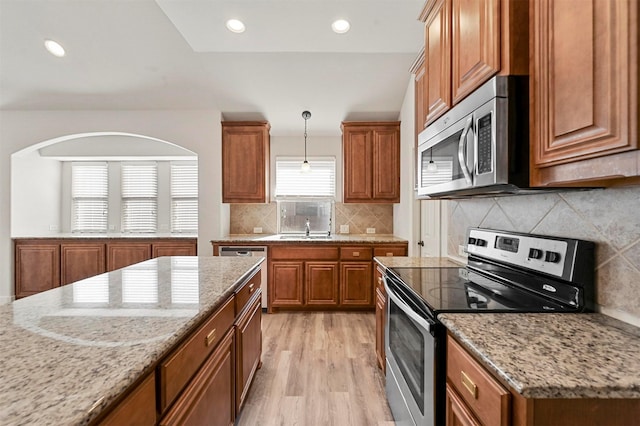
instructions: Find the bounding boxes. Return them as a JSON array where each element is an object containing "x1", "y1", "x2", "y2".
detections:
[{"x1": 278, "y1": 235, "x2": 333, "y2": 240}]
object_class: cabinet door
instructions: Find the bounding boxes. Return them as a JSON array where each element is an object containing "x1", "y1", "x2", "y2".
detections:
[
  {"x1": 98, "y1": 374, "x2": 156, "y2": 426},
  {"x1": 425, "y1": 0, "x2": 452, "y2": 126},
  {"x1": 531, "y1": 0, "x2": 638, "y2": 182},
  {"x1": 305, "y1": 261, "x2": 339, "y2": 306},
  {"x1": 222, "y1": 122, "x2": 270, "y2": 203},
  {"x1": 446, "y1": 384, "x2": 481, "y2": 426},
  {"x1": 235, "y1": 295, "x2": 262, "y2": 414},
  {"x1": 343, "y1": 127, "x2": 373, "y2": 202},
  {"x1": 15, "y1": 243, "x2": 60, "y2": 298},
  {"x1": 160, "y1": 330, "x2": 235, "y2": 426},
  {"x1": 340, "y1": 262, "x2": 373, "y2": 307},
  {"x1": 270, "y1": 261, "x2": 304, "y2": 307},
  {"x1": 106, "y1": 243, "x2": 152, "y2": 271},
  {"x1": 61, "y1": 243, "x2": 106, "y2": 285},
  {"x1": 375, "y1": 287, "x2": 386, "y2": 373},
  {"x1": 414, "y1": 52, "x2": 427, "y2": 135},
  {"x1": 451, "y1": 0, "x2": 500, "y2": 104},
  {"x1": 152, "y1": 240, "x2": 197, "y2": 257},
  {"x1": 372, "y1": 127, "x2": 400, "y2": 202}
]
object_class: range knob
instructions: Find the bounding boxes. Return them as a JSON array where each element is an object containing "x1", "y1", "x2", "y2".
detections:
[
  {"x1": 475, "y1": 238, "x2": 487, "y2": 247},
  {"x1": 528, "y1": 248, "x2": 543, "y2": 259},
  {"x1": 544, "y1": 251, "x2": 561, "y2": 263},
  {"x1": 468, "y1": 237, "x2": 477, "y2": 245}
]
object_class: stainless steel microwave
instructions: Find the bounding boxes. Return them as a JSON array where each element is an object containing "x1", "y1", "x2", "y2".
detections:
[{"x1": 416, "y1": 76, "x2": 530, "y2": 198}]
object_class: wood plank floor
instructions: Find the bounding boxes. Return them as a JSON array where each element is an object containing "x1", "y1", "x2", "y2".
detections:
[{"x1": 236, "y1": 311, "x2": 394, "y2": 426}]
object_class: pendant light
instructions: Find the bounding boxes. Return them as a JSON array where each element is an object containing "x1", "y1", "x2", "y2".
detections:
[
  {"x1": 426, "y1": 148, "x2": 438, "y2": 173},
  {"x1": 301, "y1": 110, "x2": 312, "y2": 173}
]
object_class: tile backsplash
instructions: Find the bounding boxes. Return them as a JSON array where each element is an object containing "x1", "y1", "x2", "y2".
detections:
[
  {"x1": 230, "y1": 202, "x2": 393, "y2": 235},
  {"x1": 447, "y1": 187, "x2": 640, "y2": 322}
]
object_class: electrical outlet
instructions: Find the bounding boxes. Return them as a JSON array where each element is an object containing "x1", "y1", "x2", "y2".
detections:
[
  {"x1": 253, "y1": 227, "x2": 263, "y2": 234},
  {"x1": 109, "y1": 225, "x2": 116, "y2": 231},
  {"x1": 340, "y1": 225, "x2": 349, "y2": 234},
  {"x1": 366, "y1": 228, "x2": 376, "y2": 234},
  {"x1": 458, "y1": 245, "x2": 468, "y2": 257},
  {"x1": 49, "y1": 225, "x2": 58, "y2": 231}
]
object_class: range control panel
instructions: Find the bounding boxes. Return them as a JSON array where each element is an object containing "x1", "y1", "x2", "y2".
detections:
[{"x1": 466, "y1": 228, "x2": 569, "y2": 279}]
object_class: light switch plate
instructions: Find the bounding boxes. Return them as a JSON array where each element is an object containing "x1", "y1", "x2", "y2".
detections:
[
  {"x1": 366, "y1": 228, "x2": 376, "y2": 234},
  {"x1": 340, "y1": 225, "x2": 349, "y2": 234},
  {"x1": 253, "y1": 227, "x2": 263, "y2": 234}
]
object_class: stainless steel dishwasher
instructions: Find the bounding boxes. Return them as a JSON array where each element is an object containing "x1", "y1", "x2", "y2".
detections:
[{"x1": 219, "y1": 246, "x2": 268, "y2": 309}]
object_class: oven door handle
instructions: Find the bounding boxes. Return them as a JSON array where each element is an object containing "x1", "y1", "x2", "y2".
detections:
[
  {"x1": 458, "y1": 116, "x2": 474, "y2": 185},
  {"x1": 384, "y1": 277, "x2": 434, "y2": 332}
]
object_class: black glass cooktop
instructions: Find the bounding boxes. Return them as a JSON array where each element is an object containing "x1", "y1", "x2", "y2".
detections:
[{"x1": 387, "y1": 267, "x2": 573, "y2": 315}]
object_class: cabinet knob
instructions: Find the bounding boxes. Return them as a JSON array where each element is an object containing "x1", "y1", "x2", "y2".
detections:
[{"x1": 352, "y1": 251, "x2": 360, "y2": 257}]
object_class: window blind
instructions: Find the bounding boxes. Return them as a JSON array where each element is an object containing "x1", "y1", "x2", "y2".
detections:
[
  {"x1": 171, "y1": 162, "x2": 198, "y2": 233},
  {"x1": 275, "y1": 158, "x2": 336, "y2": 197},
  {"x1": 122, "y1": 163, "x2": 158, "y2": 233},
  {"x1": 71, "y1": 163, "x2": 108, "y2": 232}
]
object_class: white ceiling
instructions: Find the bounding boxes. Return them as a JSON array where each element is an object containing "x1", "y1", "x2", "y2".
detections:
[{"x1": 0, "y1": 0, "x2": 425, "y2": 136}]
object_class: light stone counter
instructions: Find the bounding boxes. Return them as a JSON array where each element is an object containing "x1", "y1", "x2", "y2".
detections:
[
  {"x1": 373, "y1": 256, "x2": 463, "y2": 269},
  {"x1": 0, "y1": 256, "x2": 263, "y2": 426},
  {"x1": 211, "y1": 234, "x2": 408, "y2": 244},
  {"x1": 439, "y1": 313, "x2": 640, "y2": 399}
]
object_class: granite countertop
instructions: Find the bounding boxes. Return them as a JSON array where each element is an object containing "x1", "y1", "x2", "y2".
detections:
[
  {"x1": 0, "y1": 256, "x2": 263, "y2": 426},
  {"x1": 13, "y1": 233, "x2": 197, "y2": 239},
  {"x1": 211, "y1": 234, "x2": 408, "y2": 244},
  {"x1": 373, "y1": 256, "x2": 463, "y2": 269},
  {"x1": 439, "y1": 313, "x2": 640, "y2": 399}
]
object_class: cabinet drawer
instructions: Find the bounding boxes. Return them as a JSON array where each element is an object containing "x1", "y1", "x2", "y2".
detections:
[
  {"x1": 160, "y1": 296, "x2": 235, "y2": 412},
  {"x1": 339, "y1": 247, "x2": 373, "y2": 261},
  {"x1": 447, "y1": 336, "x2": 510, "y2": 426},
  {"x1": 373, "y1": 246, "x2": 407, "y2": 257},
  {"x1": 270, "y1": 246, "x2": 339, "y2": 260},
  {"x1": 235, "y1": 269, "x2": 261, "y2": 315}
]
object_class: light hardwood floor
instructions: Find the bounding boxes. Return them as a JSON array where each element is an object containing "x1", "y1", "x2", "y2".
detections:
[{"x1": 236, "y1": 311, "x2": 394, "y2": 426}]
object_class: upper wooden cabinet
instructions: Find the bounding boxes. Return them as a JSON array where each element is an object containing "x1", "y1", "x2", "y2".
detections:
[
  {"x1": 418, "y1": 0, "x2": 528, "y2": 128},
  {"x1": 222, "y1": 121, "x2": 270, "y2": 203},
  {"x1": 342, "y1": 121, "x2": 401, "y2": 203},
  {"x1": 530, "y1": 0, "x2": 640, "y2": 187}
]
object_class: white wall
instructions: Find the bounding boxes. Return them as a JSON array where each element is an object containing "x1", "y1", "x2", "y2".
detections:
[
  {"x1": 0, "y1": 109, "x2": 225, "y2": 304},
  {"x1": 11, "y1": 152, "x2": 62, "y2": 236},
  {"x1": 394, "y1": 77, "x2": 420, "y2": 256}
]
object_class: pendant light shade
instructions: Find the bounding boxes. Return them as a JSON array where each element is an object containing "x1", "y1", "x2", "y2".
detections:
[
  {"x1": 301, "y1": 110, "x2": 312, "y2": 173},
  {"x1": 426, "y1": 148, "x2": 438, "y2": 173}
]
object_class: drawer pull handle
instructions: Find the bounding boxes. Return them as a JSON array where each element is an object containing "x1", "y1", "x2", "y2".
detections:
[
  {"x1": 205, "y1": 329, "x2": 217, "y2": 347},
  {"x1": 353, "y1": 251, "x2": 360, "y2": 257},
  {"x1": 249, "y1": 283, "x2": 255, "y2": 293},
  {"x1": 461, "y1": 370, "x2": 478, "y2": 399},
  {"x1": 386, "y1": 252, "x2": 393, "y2": 256}
]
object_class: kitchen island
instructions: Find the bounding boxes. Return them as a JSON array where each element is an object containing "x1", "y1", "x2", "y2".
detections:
[{"x1": 0, "y1": 256, "x2": 263, "y2": 425}]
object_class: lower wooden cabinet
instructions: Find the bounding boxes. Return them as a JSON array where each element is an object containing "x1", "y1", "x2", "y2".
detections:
[
  {"x1": 446, "y1": 383, "x2": 481, "y2": 426},
  {"x1": 14, "y1": 238, "x2": 197, "y2": 299},
  {"x1": 160, "y1": 329, "x2": 235, "y2": 426},
  {"x1": 340, "y1": 262, "x2": 373, "y2": 307},
  {"x1": 375, "y1": 285, "x2": 386, "y2": 373},
  {"x1": 14, "y1": 242, "x2": 60, "y2": 298},
  {"x1": 270, "y1": 261, "x2": 304, "y2": 307},
  {"x1": 306, "y1": 261, "x2": 340, "y2": 307},
  {"x1": 97, "y1": 374, "x2": 156, "y2": 426},
  {"x1": 235, "y1": 293, "x2": 262, "y2": 414},
  {"x1": 61, "y1": 243, "x2": 106, "y2": 285}
]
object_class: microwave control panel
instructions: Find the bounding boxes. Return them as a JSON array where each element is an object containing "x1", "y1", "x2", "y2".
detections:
[{"x1": 477, "y1": 113, "x2": 493, "y2": 174}]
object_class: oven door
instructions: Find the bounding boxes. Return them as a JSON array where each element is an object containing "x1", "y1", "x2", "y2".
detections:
[{"x1": 384, "y1": 275, "x2": 441, "y2": 426}]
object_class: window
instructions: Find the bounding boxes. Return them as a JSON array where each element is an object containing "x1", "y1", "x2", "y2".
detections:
[
  {"x1": 274, "y1": 158, "x2": 336, "y2": 197},
  {"x1": 71, "y1": 162, "x2": 108, "y2": 232},
  {"x1": 121, "y1": 163, "x2": 158, "y2": 233},
  {"x1": 171, "y1": 162, "x2": 198, "y2": 233}
]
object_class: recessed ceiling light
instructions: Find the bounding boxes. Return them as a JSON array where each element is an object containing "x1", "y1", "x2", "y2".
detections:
[
  {"x1": 44, "y1": 39, "x2": 65, "y2": 57},
  {"x1": 226, "y1": 19, "x2": 246, "y2": 33},
  {"x1": 331, "y1": 19, "x2": 350, "y2": 34}
]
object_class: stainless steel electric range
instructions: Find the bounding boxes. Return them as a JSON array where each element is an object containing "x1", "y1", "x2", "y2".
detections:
[{"x1": 383, "y1": 228, "x2": 595, "y2": 426}]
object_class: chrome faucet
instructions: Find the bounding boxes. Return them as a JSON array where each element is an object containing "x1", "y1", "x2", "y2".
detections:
[
  {"x1": 305, "y1": 218, "x2": 310, "y2": 237},
  {"x1": 327, "y1": 216, "x2": 331, "y2": 237}
]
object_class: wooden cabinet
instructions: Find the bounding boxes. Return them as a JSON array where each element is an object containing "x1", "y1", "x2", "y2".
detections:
[
  {"x1": 97, "y1": 374, "x2": 156, "y2": 426},
  {"x1": 375, "y1": 286, "x2": 386, "y2": 374},
  {"x1": 446, "y1": 383, "x2": 481, "y2": 426},
  {"x1": 160, "y1": 329, "x2": 235, "y2": 426},
  {"x1": 342, "y1": 122, "x2": 401, "y2": 203},
  {"x1": 235, "y1": 293, "x2": 262, "y2": 414},
  {"x1": 152, "y1": 241, "x2": 197, "y2": 257},
  {"x1": 270, "y1": 261, "x2": 304, "y2": 307},
  {"x1": 222, "y1": 121, "x2": 270, "y2": 203},
  {"x1": 340, "y1": 249, "x2": 373, "y2": 308},
  {"x1": 306, "y1": 262, "x2": 339, "y2": 307},
  {"x1": 15, "y1": 238, "x2": 196, "y2": 299},
  {"x1": 14, "y1": 242, "x2": 60, "y2": 298},
  {"x1": 418, "y1": 0, "x2": 528, "y2": 126},
  {"x1": 530, "y1": 0, "x2": 640, "y2": 187},
  {"x1": 61, "y1": 243, "x2": 106, "y2": 285},
  {"x1": 107, "y1": 243, "x2": 152, "y2": 271}
]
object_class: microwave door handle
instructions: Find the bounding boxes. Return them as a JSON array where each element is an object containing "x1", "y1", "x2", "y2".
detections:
[{"x1": 458, "y1": 116, "x2": 474, "y2": 184}]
